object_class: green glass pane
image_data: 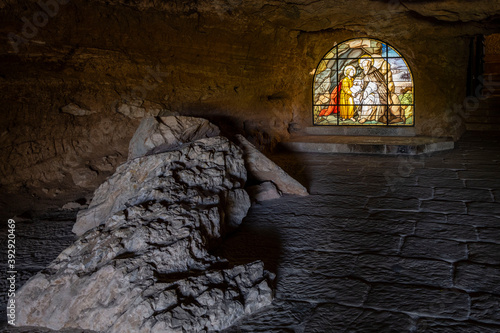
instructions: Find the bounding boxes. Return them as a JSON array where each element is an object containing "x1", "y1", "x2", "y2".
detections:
[
  {"x1": 314, "y1": 104, "x2": 338, "y2": 125},
  {"x1": 324, "y1": 47, "x2": 337, "y2": 59}
]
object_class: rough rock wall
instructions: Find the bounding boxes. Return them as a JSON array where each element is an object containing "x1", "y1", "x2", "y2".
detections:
[
  {"x1": 486, "y1": 33, "x2": 500, "y2": 59},
  {"x1": 0, "y1": 0, "x2": 499, "y2": 217}
]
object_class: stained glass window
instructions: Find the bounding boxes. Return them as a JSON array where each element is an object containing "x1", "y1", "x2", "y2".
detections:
[{"x1": 313, "y1": 38, "x2": 414, "y2": 126}]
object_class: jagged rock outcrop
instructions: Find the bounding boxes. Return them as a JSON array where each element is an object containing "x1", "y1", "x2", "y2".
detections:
[
  {"x1": 74, "y1": 134, "x2": 234, "y2": 236},
  {"x1": 128, "y1": 116, "x2": 221, "y2": 160},
  {"x1": 16, "y1": 135, "x2": 273, "y2": 332},
  {"x1": 235, "y1": 134, "x2": 309, "y2": 198}
]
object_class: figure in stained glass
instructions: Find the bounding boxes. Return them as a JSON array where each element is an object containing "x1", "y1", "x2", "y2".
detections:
[
  {"x1": 339, "y1": 65, "x2": 356, "y2": 122},
  {"x1": 317, "y1": 84, "x2": 340, "y2": 120},
  {"x1": 313, "y1": 38, "x2": 414, "y2": 126},
  {"x1": 354, "y1": 55, "x2": 387, "y2": 124}
]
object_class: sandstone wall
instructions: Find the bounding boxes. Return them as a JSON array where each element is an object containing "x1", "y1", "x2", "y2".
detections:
[
  {"x1": 486, "y1": 33, "x2": 500, "y2": 58},
  {"x1": 0, "y1": 0, "x2": 498, "y2": 216}
]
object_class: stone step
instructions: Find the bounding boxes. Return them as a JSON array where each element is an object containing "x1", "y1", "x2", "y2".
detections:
[
  {"x1": 481, "y1": 92, "x2": 500, "y2": 98},
  {"x1": 466, "y1": 115, "x2": 500, "y2": 124},
  {"x1": 466, "y1": 123, "x2": 500, "y2": 131},
  {"x1": 477, "y1": 77, "x2": 500, "y2": 89},
  {"x1": 461, "y1": 93, "x2": 500, "y2": 103},
  {"x1": 465, "y1": 108, "x2": 500, "y2": 117},
  {"x1": 478, "y1": 97, "x2": 500, "y2": 106},
  {"x1": 280, "y1": 135, "x2": 454, "y2": 155},
  {"x1": 299, "y1": 126, "x2": 416, "y2": 137},
  {"x1": 485, "y1": 62, "x2": 500, "y2": 73},
  {"x1": 478, "y1": 87, "x2": 500, "y2": 97}
]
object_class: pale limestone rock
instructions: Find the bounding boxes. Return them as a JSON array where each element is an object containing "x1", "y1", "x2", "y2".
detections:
[
  {"x1": 128, "y1": 116, "x2": 221, "y2": 160},
  {"x1": 69, "y1": 167, "x2": 98, "y2": 189},
  {"x1": 117, "y1": 103, "x2": 147, "y2": 118},
  {"x1": 235, "y1": 134, "x2": 309, "y2": 197},
  {"x1": 74, "y1": 136, "x2": 245, "y2": 236},
  {"x1": 247, "y1": 181, "x2": 282, "y2": 202},
  {"x1": 16, "y1": 134, "x2": 272, "y2": 332},
  {"x1": 61, "y1": 201, "x2": 87, "y2": 210},
  {"x1": 60, "y1": 103, "x2": 96, "y2": 116},
  {"x1": 224, "y1": 188, "x2": 251, "y2": 229}
]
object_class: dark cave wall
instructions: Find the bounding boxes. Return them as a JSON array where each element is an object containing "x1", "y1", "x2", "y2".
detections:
[{"x1": 0, "y1": 0, "x2": 497, "y2": 216}]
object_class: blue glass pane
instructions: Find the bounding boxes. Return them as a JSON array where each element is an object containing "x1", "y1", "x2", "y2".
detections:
[
  {"x1": 387, "y1": 45, "x2": 401, "y2": 58},
  {"x1": 382, "y1": 43, "x2": 388, "y2": 57}
]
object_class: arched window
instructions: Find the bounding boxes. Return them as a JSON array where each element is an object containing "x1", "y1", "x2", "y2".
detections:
[{"x1": 313, "y1": 38, "x2": 414, "y2": 126}]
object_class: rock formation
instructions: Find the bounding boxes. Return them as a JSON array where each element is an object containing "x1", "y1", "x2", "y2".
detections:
[
  {"x1": 235, "y1": 134, "x2": 309, "y2": 198},
  {"x1": 15, "y1": 133, "x2": 274, "y2": 332},
  {"x1": 128, "y1": 116, "x2": 221, "y2": 160},
  {"x1": 246, "y1": 181, "x2": 282, "y2": 202}
]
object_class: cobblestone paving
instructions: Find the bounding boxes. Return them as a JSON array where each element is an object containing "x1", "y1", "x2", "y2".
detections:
[{"x1": 1, "y1": 132, "x2": 500, "y2": 332}]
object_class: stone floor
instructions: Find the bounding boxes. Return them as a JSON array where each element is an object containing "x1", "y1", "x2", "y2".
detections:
[{"x1": 2, "y1": 131, "x2": 500, "y2": 332}]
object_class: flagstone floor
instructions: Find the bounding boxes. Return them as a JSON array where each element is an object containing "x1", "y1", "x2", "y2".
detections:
[{"x1": 2, "y1": 131, "x2": 500, "y2": 332}]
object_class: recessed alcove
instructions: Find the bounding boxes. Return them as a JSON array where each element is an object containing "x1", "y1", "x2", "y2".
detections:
[
  {"x1": 313, "y1": 38, "x2": 414, "y2": 127},
  {"x1": 282, "y1": 37, "x2": 454, "y2": 155},
  {"x1": 283, "y1": 122, "x2": 455, "y2": 155}
]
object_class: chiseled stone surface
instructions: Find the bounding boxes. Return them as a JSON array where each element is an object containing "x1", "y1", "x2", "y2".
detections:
[
  {"x1": 352, "y1": 254, "x2": 454, "y2": 288},
  {"x1": 414, "y1": 221, "x2": 478, "y2": 241},
  {"x1": 470, "y1": 293, "x2": 500, "y2": 323},
  {"x1": 415, "y1": 318, "x2": 500, "y2": 333},
  {"x1": 400, "y1": 236, "x2": 468, "y2": 262},
  {"x1": 220, "y1": 132, "x2": 500, "y2": 332},
  {"x1": 2, "y1": 132, "x2": 500, "y2": 332},
  {"x1": 454, "y1": 262, "x2": 500, "y2": 294},
  {"x1": 275, "y1": 269, "x2": 370, "y2": 306},
  {"x1": 303, "y1": 303, "x2": 416, "y2": 332},
  {"x1": 364, "y1": 283, "x2": 470, "y2": 319},
  {"x1": 467, "y1": 242, "x2": 500, "y2": 265}
]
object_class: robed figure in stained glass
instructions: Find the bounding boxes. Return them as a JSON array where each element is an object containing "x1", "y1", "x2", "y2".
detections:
[
  {"x1": 317, "y1": 85, "x2": 340, "y2": 118},
  {"x1": 313, "y1": 38, "x2": 414, "y2": 126},
  {"x1": 354, "y1": 56, "x2": 387, "y2": 124},
  {"x1": 339, "y1": 66, "x2": 356, "y2": 122}
]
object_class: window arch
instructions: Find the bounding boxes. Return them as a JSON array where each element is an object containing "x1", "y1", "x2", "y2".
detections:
[{"x1": 313, "y1": 38, "x2": 414, "y2": 126}]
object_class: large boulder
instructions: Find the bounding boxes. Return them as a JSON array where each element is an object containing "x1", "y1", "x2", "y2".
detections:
[
  {"x1": 128, "y1": 116, "x2": 220, "y2": 160},
  {"x1": 16, "y1": 135, "x2": 273, "y2": 332},
  {"x1": 74, "y1": 134, "x2": 236, "y2": 236},
  {"x1": 235, "y1": 134, "x2": 309, "y2": 197}
]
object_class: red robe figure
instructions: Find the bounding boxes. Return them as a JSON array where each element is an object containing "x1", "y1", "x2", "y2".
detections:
[{"x1": 318, "y1": 81, "x2": 341, "y2": 117}]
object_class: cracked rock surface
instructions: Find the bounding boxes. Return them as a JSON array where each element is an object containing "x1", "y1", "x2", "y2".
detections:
[
  {"x1": 14, "y1": 136, "x2": 273, "y2": 332},
  {"x1": 235, "y1": 134, "x2": 308, "y2": 198},
  {"x1": 128, "y1": 116, "x2": 221, "y2": 160}
]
